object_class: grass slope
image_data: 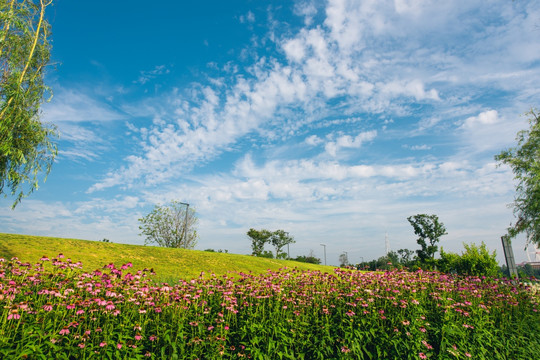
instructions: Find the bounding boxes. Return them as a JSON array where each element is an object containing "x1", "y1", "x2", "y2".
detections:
[{"x1": 0, "y1": 233, "x2": 334, "y2": 281}]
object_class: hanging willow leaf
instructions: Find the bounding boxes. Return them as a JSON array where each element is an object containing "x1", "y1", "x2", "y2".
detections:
[{"x1": 0, "y1": 0, "x2": 57, "y2": 208}]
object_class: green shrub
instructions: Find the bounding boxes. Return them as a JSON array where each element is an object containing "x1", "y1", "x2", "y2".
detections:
[{"x1": 439, "y1": 242, "x2": 499, "y2": 277}]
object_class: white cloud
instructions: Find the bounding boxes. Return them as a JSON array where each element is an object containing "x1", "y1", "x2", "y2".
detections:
[
  {"x1": 42, "y1": 88, "x2": 125, "y2": 124},
  {"x1": 403, "y1": 144, "x2": 431, "y2": 151},
  {"x1": 87, "y1": 0, "x2": 540, "y2": 194},
  {"x1": 380, "y1": 79, "x2": 440, "y2": 101},
  {"x1": 305, "y1": 134, "x2": 323, "y2": 146},
  {"x1": 135, "y1": 65, "x2": 170, "y2": 85},
  {"x1": 239, "y1": 11, "x2": 255, "y2": 24},
  {"x1": 325, "y1": 130, "x2": 377, "y2": 156},
  {"x1": 462, "y1": 110, "x2": 499, "y2": 129}
]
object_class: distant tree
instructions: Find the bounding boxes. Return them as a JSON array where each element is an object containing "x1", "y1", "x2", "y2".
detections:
[
  {"x1": 495, "y1": 109, "x2": 540, "y2": 247},
  {"x1": 247, "y1": 228, "x2": 295, "y2": 258},
  {"x1": 138, "y1": 201, "x2": 198, "y2": 249},
  {"x1": 294, "y1": 250, "x2": 321, "y2": 264},
  {"x1": 247, "y1": 228, "x2": 272, "y2": 256},
  {"x1": 339, "y1": 253, "x2": 349, "y2": 267},
  {"x1": 397, "y1": 248, "x2": 415, "y2": 267},
  {"x1": 386, "y1": 251, "x2": 399, "y2": 266},
  {"x1": 1, "y1": 0, "x2": 58, "y2": 208},
  {"x1": 270, "y1": 230, "x2": 295, "y2": 259},
  {"x1": 407, "y1": 214, "x2": 447, "y2": 269}
]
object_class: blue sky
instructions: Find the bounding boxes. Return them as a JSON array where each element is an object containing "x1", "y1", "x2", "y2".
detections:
[{"x1": 2, "y1": 0, "x2": 540, "y2": 265}]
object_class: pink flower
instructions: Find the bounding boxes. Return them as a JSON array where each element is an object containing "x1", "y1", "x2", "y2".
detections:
[
  {"x1": 43, "y1": 303, "x2": 53, "y2": 312},
  {"x1": 149, "y1": 335, "x2": 157, "y2": 341},
  {"x1": 465, "y1": 353, "x2": 472, "y2": 358},
  {"x1": 7, "y1": 312, "x2": 20, "y2": 320},
  {"x1": 419, "y1": 352, "x2": 427, "y2": 359},
  {"x1": 117, "y1": 343, "x2": 122, "y2": 350},
  {"x1": 135, "y1": 334, "x2": 142, "y2": 341},
  {"x1": 341, "y1": 346, "x2": 351, "y2": 353},
  {"x1": 59, "y1": 327, "x2": 70, "y2": 335},
  {"x1": 99, "y1": 342, "x2": 107, "y2": 347},
  {"x1": 78, "y1": 343, "x2": 85, "y2": 349}
]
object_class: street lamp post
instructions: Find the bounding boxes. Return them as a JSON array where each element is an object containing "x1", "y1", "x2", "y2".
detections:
[
  {"x1": 320, "y1": 243, "x2": 327, "y2": 266},
  {"x1": 179, "y1": 202, "x2": 190, "y2": 248}
]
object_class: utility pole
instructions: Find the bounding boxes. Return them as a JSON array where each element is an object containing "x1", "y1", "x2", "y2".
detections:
[
  {"x1": 287, "y1": 243, "x2": 290, "y2": 259},
  {"x1": 320, "y1": 243, "x2": 327, "y2": 266},
  {"x1": 179, "y1": 202, "x2": 190, "y2": 248},
  {"x1": 343, "y1": 251, "x2": 348, "y2": 265}
]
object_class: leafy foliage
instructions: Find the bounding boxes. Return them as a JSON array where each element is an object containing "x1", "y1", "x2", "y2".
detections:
[
  {"x1": 247, "y1": 228, "x2": 272, "y2": 256},
  {"x1": 407, "y1": 214, "x2": 447, "y2": 269},
  {"x1": 339, "y1": 253, "x2": 349, "y2": 267},
  {"x1": 396, "y1": 248, "x2": 415, "y2": 267},
  {"x1": 0, "y1": 0, "x2": 57, "y2": 207},
  {"x1": 294, "y1": 254, "x2": 321, "y2": 264},
  {"x1": 138, "y1": 201, "x2": 198, "y2": 249},
  {"x1": 269, "y1": 229, "x2": 295, "y2": 259},
  {"x1": 439, "y1": 242, "x2": 499, "y2": 277},
  {"x1": 247, "y1": 229, "x2": 295, "y2": 258},
  {"x1": 495, "y1": 109, "x2": 540, "y2": 246}
]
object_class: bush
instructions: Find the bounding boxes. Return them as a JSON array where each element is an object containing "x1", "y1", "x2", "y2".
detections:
[
  {"x1": 439, "y1": 242, "x2": 499, "y2": 277},
  {"x1": 294, "y1": 255, "x2": 321, "y2": 264}
]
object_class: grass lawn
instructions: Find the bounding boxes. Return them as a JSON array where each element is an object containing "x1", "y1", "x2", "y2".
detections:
[{"x1": 0, "y1": 233, "x2": 334, "y2": 281}]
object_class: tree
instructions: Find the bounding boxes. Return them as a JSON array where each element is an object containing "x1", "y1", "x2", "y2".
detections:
[
  {"x1": 269, "y1": 229, "x2": 295, "y2": 259},
  {"x1": 407, "y1": 214, "x2": 447, "y2": 268},
  {"x1": 495, "y1": 109, "x2": 540, "y2": 247},
  {"x1": 1, "y1": 0, "x2": 57, "y2": 208},
  {"x1": 247, "y1": 228, "x2": 272, "y2": 256},
  {"x1": 294, "y1": 250, "x2": 321, "y2": 264},
  {"x1": 339, "y1": 253, "x2": 349, "y2": 267},
  {"x1": 247, "y1": 228, "x2": 295, "y2": 258},
  {"x1": 396, "y1": 248, "x2": 415, "y2": 267},
  {"x1": 138, "y1": 201, "x2": 198, "y2": 249}
]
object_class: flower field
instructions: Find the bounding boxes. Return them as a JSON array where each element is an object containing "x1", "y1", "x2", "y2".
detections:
[{"x1": 1, "y1": 255, "x2": 539, "y2": 359}]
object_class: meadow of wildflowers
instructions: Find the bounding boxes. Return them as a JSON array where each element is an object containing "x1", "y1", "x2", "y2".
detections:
[{"x1": 0, "y1": 255, "x2": 539, "y2": 359}]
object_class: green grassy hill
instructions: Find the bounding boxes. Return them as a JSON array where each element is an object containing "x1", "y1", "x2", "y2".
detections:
[{"x1": 0, "y1": 233, "x2": 334, "y2": 281}]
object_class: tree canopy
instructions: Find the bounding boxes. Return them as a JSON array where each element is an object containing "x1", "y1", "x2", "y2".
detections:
[
  {"x1": 407, "y1": 214, "x2": 447, "y2": 268},
  {"x1": 247, "y1": 228, "x2": 295, "y2": 258},
  {"x1": 495, "y1": 109, "x2": 540, "y2": 246},
  {"x1": 138, "y1": 201, "x2": 198, "y2": 249},
  {"x1": 1, "y1": 0, "x2": 57, "y2": 208},
  {"x1": 247, "y1": 228, "x2": 272, "y2": 256}
]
